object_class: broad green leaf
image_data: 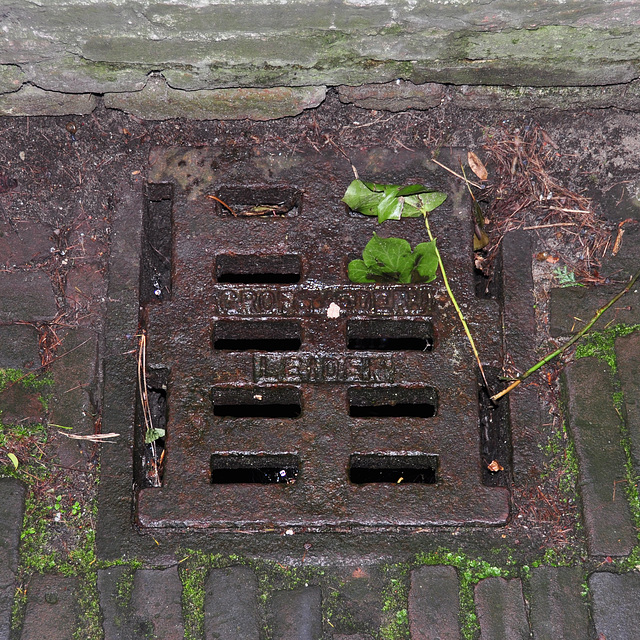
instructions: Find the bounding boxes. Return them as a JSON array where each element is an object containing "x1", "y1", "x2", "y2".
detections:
[
  {"x1": 377, "y1": 191, "x2": 404, "y2": 222},
  {"x1": 342, "y1": 180, "x2": 383, "y2": 217},
  {"x1": 362, "y1": 234, "x2": 414, "y2": 282},
  {"x1": 7, "y1": 452, "x2": 18, "y2": 469},
  {"x1": 414, "y1": 241, "x2": 439, "y2": 282},
  {"x1": 145, "y1": 427, "x2": 165, "y2": 443},
  {"x1": 396, "y1": 184, "x2": 430, "y2": 197},
  {"x1": 409, "y1": 191, "x2": 448, "y2": 213},
  {"x1": 347, "y1": 259, "x2": 377, "y2": 283},
  {"x1": 343, "y1": 180, "x2": 447, "y2": 223}
]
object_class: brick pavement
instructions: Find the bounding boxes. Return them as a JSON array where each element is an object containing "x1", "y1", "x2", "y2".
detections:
[{"x1": 1, "y1": 169, "x2": 640, "y2": 639}]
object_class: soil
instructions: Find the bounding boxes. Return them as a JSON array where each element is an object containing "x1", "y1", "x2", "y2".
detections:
[{"x1": 2, "y1": 89, "x2": 640, "y2": 563}]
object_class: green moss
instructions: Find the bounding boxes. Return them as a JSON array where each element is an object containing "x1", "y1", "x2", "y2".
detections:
[
  {"x1": 0, "y1": 368, "x2": 53, "y2": 394},
  {"x1": 574, "y1": 324, "x2": 640, "y2": 372},
  {"x1": 380, "y1": 565, "x2": 410, "y2": 640}
]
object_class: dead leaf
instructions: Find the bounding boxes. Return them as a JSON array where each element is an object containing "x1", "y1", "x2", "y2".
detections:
[
  {"x1": 467, "y1": 151, "x2": 488, "y2": 181},
  {"x1": 487, "y1": 460, "x2": 504, "y2": 472},
  {"x1": 473, "y1": 229, "x2": 489, "y2": 251},
  {"x1": 59, "y1": 431, "x2": 119, "y2": 442}
]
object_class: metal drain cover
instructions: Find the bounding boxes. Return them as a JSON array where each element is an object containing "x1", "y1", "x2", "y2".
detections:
[{"x1": 136, "y1": 146, "x2": 509, "y2": 530}]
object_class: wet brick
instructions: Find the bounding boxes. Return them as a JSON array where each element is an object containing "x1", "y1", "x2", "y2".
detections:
[
  {"x1": 616, "y1": 332, "x2": 640, "y2": 474},
  {"x1": 529, "y1": 566, "x2": 590, "y2": 640},
  {"x1": 562, "y1": 357, "x2": 636, "y2": 556},
  {"x1": 550, "y1": 285, "x2": 640, "y2": 337},
  {"x1": 131, "y1": 567, "x2": 184, "y2": 640},
  {"x1": 97, "y1": 566, "x2": 133, "y2": 640},
  {"x1": 0, "y1": 376, "x2": 48, "y2": 425},
  {"x1": 474, "y1": 577, "x2": 529, "y2": 640},
  {"x1": 0, "y1": 479, "x2": 25, "y2": 640},
  {"x1": 0, "y1": 324, "x2": 40, "y2": 370},
  {"x1": 20, "y1": 574, "x2": 78, "y2": 640},
  {"x1": 204, "y1": 566, "x2": 260, "y2": 639},
  {"x1": 270, "y1": 586, "x2": 322, "y2": 640},
  {"x1": 0, "y1": 220, "x2": 52, "y2": 267},
  {"x1": 65, "y1": 265, "x2": 106, "y2": 319},
  {"x1": 589, "y1": 571, "x2": 640, "y2": 639},
  {"x1": 0, "y1": 271, "x2": 57, "y2": 323},
  {"x1": 408, "y1": 566, "x2": 461, "y2": 640},
  {"x1": 49, "y1": 329, "x2": 98, "y2": 468}
]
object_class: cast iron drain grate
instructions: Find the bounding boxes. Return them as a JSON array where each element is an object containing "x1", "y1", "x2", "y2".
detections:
[{"x1": 135, "y1": 146, "x2": 510, "y2": 530}]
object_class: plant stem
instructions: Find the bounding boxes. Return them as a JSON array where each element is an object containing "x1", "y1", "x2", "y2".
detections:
[
  {"x1": 491, "y1": 268, "x2": 640, "y2": 402},
  {"x1": 422, "y1": 212, "x2": 490, "y2": 392}
]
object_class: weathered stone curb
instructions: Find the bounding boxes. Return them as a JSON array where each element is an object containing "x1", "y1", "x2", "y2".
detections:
[
  {"x1": 104, "y1": 77, "x2": 327, "y2": 121},
  {"x1": 3, "y1": 77, "x2": 640, "y2": 119}
]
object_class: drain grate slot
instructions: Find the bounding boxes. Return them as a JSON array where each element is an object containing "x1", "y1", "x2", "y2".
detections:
[
  {"x1": 213, "y1": 320, "x2": 301, "y2": 351},
  {"x1": 212, "y1": 386, "x2": 302, "y2": 418},
  {"x1": 210, "y1": 453, "x2": 299, "y2": 484},
  {"x1": 214, "y1": 185, "x2": 302, "y2": 217},
  {"x1": 216, "y1": 254, "x2": 301, "y2": 284},
  {"x1": 347, "y1": 319, "x2": 433, "y2": 351},
  {"x1": 349, "y1": 454, "x2": 438, "y2": 484},
  {"x1": 349, "y1": 386, "x2": 438, "y2": 418},
  {"x1": 140, "y1": 183, "x2": 173, "y2": 304}
]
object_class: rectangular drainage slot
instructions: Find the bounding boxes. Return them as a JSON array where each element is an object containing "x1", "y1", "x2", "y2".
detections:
[
  {"x1": 214, "y1": 185, "x2": 302, "y2": 217},
  {"x1": 349, "y1": 454, "x2": 438, "y2": 484},
  {"x1": 216, "y1": 254, "x2": 301, "y2": 284},
  {"x1": 212, "y1": 386, "x2": 302, "y2": 418},
  {"x1": 349, "y1": 386, "x2": 438, "y2": 418},
  {"x1": 213, "y1": 320, "x2": 301, "y2": 351},
  {"x1": 347, "y1": 319, "x2": 433, "y2": 351},
  {"x1": 210, "y1": 453, "x2": 299, "y2": 484}
]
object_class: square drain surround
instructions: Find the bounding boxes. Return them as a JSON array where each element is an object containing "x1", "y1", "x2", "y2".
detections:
[{"x1": 132, "y1": 146, "x2": 510, "y2": 531}]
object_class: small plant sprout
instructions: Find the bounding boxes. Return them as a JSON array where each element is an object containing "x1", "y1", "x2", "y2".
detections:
[{"x1": 343, "y1": 179, "x2": 490, "y2": 391}]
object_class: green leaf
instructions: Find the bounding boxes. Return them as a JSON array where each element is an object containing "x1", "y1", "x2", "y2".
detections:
[
  {"x1": 414, "y1": 240, "x2": 439, "y2": 282},
  {"x1": 362, "y1": 234, "x2": 415, "y2": 283},
  {"x1": 377, "y1": 191, "x2": 404, "y2": 222},
  {"x1": 7, "y1": 452, "x2": 18, "y2": 469},
  {"x1": 414, "y1": 191, "x2": 448, "y2": 213},
  {"x1": 145, "y1": 428, "x2": 165, "y2": 444},
  {"x1": 343, "y1": 180, "x2": 447, "y2": 223},
  {"x1": 347, "y1": 259, "x2": 377, "y2": 283},
  {"x1": 342, "y1": 180, "x2": 383, "y2": 218},
  {"x1": 396, "y1": 184, "x2": 431, "y2": 197}
]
